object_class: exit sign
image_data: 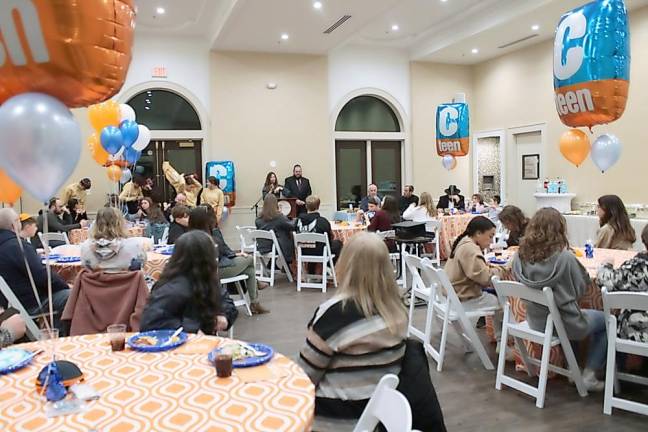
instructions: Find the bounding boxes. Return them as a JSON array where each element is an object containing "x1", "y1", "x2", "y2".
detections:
[{"x1": 152, "y1": 66, "x2": 167, "y2": 78}]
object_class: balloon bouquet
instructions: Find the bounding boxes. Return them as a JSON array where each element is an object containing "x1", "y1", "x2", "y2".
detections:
[
  {"x1": 0, "y1": 0, "x2": 135, "y2": 371},
  {"x1": 555, "y1": 0, "x2": 629, "y2": 172},
  {"x1": 436, "y1": 103, "x2": 470, "y2": 171}
]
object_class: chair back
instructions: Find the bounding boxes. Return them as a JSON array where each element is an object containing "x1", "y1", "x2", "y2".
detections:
[
  {"x1": 0, "y1": 276, "x2": 41, "y2": 340},
  {"x1": 353, "y1": 374, "x2": 413, "y2": 432},
  {"x1": 419, "y1": 264, "x2": 456, "y2": 306},
  {"x1": 38, "y1": 232, "x2": 69, "y2": 253},
  {"x1": 236, "y1": 225, "x2": 256, "y2": 251},
  {"x1": 160, "y1": 226, "x2": 170, "y2": 245},
  {"x1": 404, "y1": 254, "x2": 429, "y2": 291},
  {"x1": 602, "y1": 287, "x2": 648, "y2": 336},
  {"x1": 293, "y1": 232, "x2": 330, "y2": 257},
  {"x1": 491, "y1": 277, "x2": 548, "y2": 309},
  {"x1": 376, "y1": 230, "x2": 395, "y2": 240},
  {"x1": 424, "y1": 219, "x2": 441, "y2": 234}
]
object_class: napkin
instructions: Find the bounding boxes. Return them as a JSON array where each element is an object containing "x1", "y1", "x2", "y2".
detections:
[
  {"x1": 172, "y1": 337, "x2": 221, "y2": 355},
  {"x1": 235, "y1": 363, "x2": 289, "y2": 383}
]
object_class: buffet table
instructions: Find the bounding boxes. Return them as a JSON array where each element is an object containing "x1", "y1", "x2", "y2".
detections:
[{"x1": 564, "y1": 214, "x2": 647, "y2": 251}]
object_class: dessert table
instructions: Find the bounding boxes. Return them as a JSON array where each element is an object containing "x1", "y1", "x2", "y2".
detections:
[
  {"x1": 0, "y1": 334, "x2": 315, "y2": 432},
  {"x1": 564, "y1": 214, "x2": 647, "y2": 252},
  {"x1": 68, "y1": 226, "x2": 146, "y2": 245}
]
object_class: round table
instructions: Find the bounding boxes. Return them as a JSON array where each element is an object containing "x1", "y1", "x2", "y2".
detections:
[
  {"x1": 437, "y1": 214, "x2": 476, "y2": 260},
  {"x1": 0, "y1": 334, "x2": 315, "y2": 431},
  {"x1": 68, "y1": 226, "x2": 146, "y2": 245},
  {"x1": 331, "y1": 222, "x2": 366, "y2": 243}
]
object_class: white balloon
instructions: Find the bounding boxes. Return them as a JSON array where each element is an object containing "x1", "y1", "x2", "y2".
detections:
[
  {"x1": 131, "y1": 125, "x2": 151, "y2": 151},
  {"x1": 591, "y1": 133, "x2": 622, "y2": 173},
  {"x1": 119, "y1": 104, "x2": 136, "y2": 122},
  {"x1": 441, "y1": 154, "x2": 456, "y2": 171},
  {"x1": 120, "y1": 168, "x2": 132, "y2": 184}
]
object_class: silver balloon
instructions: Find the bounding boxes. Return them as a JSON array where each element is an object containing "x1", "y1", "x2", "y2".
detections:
[
  {"x1": 591, "y1": 133, "x2": 622, "y2": 173},
  {"x1": 0, "y1": 93, "x2": 81, "y2": 202},
  {"x1": 120, "y1": 168, "x2": 132, "y2": 184},
  {"x1": 441, "y1": 154, "x2": 456, "y2": 171}
]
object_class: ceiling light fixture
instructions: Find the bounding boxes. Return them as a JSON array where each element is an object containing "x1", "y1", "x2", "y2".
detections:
[
  {"x1": 441, "y1": 0, "x2": 448, "y2": 3},
  {"x1": 281, "y1": 33, "x2": 289, "y2": 40},
  {"x1": 531, "y1": 24, "x2": 540, "y2": 31},
  {"x1": 391, "y1": 24, "x2": 399, "y2": 31},
  {"x1": 156, "y1": 7, "x2": 165, "y2": 14},
  {"x1": 313, "y1": 1, "x2": 323, "y2": 9},
  {"x1": 471, "y1": 48, "x2": 479, "y2": 54}
]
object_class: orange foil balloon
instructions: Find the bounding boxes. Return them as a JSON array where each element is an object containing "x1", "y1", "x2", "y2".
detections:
[
  {"x1": 87, "y1": 133, "x2": 109, "y2": 165},
  {"x1": 0, "y1": 169, "x2": 22, "y2": 204},
  {"x1": 88, "y1": 101, "x2": 121, "y2": 133},
  {"x1": 0, "y1": 0, "x2": 135, "y2": 108},
  {"x1": 559, "y1": 129, "x2": 591, "y2": 167},
  {"x1": 106, "y1": 165, "x2": 122, "y2": 182}
]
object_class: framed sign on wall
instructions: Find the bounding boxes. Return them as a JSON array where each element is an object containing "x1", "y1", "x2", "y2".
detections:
[{"x1": 522, "y1": 154, "x2": 540, "y2": 180}]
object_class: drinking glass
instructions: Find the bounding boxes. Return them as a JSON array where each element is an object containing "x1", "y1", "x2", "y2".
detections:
[
  {"x1": 107, "y1": 324, "x2": 127, "y2": 352},
  {"x1": 39, "y1": 328, "x2": 60, "y2": 359}
]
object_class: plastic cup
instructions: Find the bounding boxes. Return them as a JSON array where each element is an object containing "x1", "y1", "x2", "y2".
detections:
[
  {"x1": 107, "y1": 324, "x2": 127, "y2": 352},
  {"x1": 215, "y1": 354, "x2": 233, "y2": 378}
]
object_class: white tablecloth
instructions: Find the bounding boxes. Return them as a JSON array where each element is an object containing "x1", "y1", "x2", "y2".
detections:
[{"x1": 564, "y1": 214, "x2": 647, "y2": 251}]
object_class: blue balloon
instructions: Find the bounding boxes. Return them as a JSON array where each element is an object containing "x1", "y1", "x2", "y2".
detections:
[
  {"x1": 124, "y1": 146, "x2": 141, "y2": 164},
  {"x1": 100, "y1": 126, "x2": 123, "y2": 155},
  {"x1": 119, "y1": 120, "x2": 139, "y2": 148}
]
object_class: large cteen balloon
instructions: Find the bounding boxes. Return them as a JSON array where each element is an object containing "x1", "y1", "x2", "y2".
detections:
[
  {"x1": 0, "y1": 170, "x2": 22, "y2": 205},
  {"x1": 131, "y1": 124, "x2": 151, "y2": 151},
  {"x1": 100, "y1": 126, "x2": 124, "y2": 155},
  {"x1": 436, "y1": 103, "x2": 470, "y2": 157},
  {"x1": 559, "y1": 129, "x2": 591, "y2": 167},
  {"x1": 0, "y1": 0, "x2": 135, "y2": 107},
  {"x1": 591, "y1": 133, "x2": 622, "y2": 172},
  {"x1": 553, "y1": 0, "x2": 630, "y2": 128},
  {"x1": 0, "y1": 93, "x2": 81, "y2": 202}
]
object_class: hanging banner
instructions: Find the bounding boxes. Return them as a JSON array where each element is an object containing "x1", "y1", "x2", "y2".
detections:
[
  {"x1": 436, "y1": 103, "x2": 470, "y2": 157},
  {"x1": 553, "y1": 0, "x2": 630, "y2": 129},
  {"x1": 205, "y1": 161, "x2": 236, "y2": 207}
]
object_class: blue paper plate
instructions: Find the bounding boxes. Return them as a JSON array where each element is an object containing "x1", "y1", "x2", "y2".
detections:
[
  {"x1": 488, "y1": 258, "x2": 508, "y2": 265},
  {"x1": 56, "y1": 256, "x2": 81, "y2": 263},
  {"x1": 208, "y1": 342, "x2": 274, "y2": 368},
  {"x1": 41, "y1": 254, "x2": 62, "y2": 261},
  {"x1": 156, "y1": 247, "x2": 174, "y2": 256},
  {"x1": 0, "y1": 349, "x2": 34, "y2": 374},
  {"x1": 127, "y1": 329, "x2": 188, "y2": 352}
]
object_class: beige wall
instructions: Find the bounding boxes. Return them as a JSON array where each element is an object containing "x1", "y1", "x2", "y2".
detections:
[
  {"x1": 410, "y1": 62, "x2": 474, "y2": 198},
  {"x1": 472, "y1": 6, "x2": 648, "y2": 205}
]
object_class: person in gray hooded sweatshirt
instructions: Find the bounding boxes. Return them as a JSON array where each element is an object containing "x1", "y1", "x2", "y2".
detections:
[{"x1": 512, "y1": 208, "x2": 607, "y2": 391}]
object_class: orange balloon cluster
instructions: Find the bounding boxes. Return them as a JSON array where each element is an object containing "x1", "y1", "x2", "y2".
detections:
[
  {"x1": 106, "y1": 165, "x2": 122, "y2": 182},
  {"x1": 88, "y1": 101, "x2": 121, "y2": 133},
  {"x1": 0, "y1": 169, "x2": 22, "y2": 204},
  {"x1": 0, "y1": 0, "x2": 135, "y2": 107},
  {"x1": 87, "y1": 133, "x2": 109, "y2": 166},
  {"x1": 559, "y1": 129, "x2": 591, "y2": 167}
]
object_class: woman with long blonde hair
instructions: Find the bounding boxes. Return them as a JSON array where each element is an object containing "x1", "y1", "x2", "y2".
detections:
[
  {"x1": 403, "y1": 191, "x2": 436, "y2": 222},
  {"x1": 81, "y1": 207, "x2": 147, "y2": 272}
]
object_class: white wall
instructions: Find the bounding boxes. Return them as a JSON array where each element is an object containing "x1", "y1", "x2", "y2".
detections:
[{"x1": 328, "y1": 45, "x2": 411, "y2": 117}]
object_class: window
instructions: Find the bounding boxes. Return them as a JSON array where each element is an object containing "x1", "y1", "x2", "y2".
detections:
[
  {"x1": 126, "y1": 89, "x2": 201, "y2": 130},
  {"x1": 335, "y1": 96, "x2": 400, "y2": 132}
]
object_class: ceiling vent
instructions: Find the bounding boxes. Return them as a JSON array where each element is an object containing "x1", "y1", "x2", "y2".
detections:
[
  {"x1": 323, "y1": 15, "x2": 351, "y2": 34},
  {"x1": 498, "y1": 34, "x2": 538, "y2": 49}
]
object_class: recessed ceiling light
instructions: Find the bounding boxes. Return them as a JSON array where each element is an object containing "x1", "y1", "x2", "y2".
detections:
[
  {"x1": 281, "y1": 33, "x2": 289, "y2": 40},
  {"x1": 313, "y1": 1, "x2": 323, "y2": 9},
  {"x1": 471, "y1": 48, "x2": 479, "y2": 54},
  {"x1": 531, "y1": 24, "x2": 540, "y2": 31},
  {"x1": 144, "y1": 106, "x2": 151, "y2": 110},
  {"x1": 441, "y1": 0, "x2": 448, "y2": 3},
  {"x1": 156, "y1": 7, "x2": 165, "y2": 14},
  {"x1": 391, "y1": 24, "x2": 399, "y2": 31}
]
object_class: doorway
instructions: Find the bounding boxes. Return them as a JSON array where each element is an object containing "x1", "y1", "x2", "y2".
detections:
[{"x1": 506, "y1": 125, "x2": 546, "y2": 215}]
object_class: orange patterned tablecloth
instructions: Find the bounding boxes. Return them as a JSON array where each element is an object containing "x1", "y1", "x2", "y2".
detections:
[
  {"x1": 68, "y1": 226, "x2": 146, "y2": 245},
  {"x1": 331, "y1": 223, "x2": 366, "y2": 243},
  {"x1": 0, "y1": 334, "x2": 315, "y2": 432},
  {"x1": 438, "y1": 214, "x2": 476, "y2": 260}
]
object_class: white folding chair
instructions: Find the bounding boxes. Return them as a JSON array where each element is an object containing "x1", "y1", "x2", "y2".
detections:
[
  {"x1": 422, "y1": 219, "x2": 441, "y2": 267},
  {"x1": 293, "y1": 232, "x2": 337, "y2": 293},
  {"x1": 492, "y1": 277, "x2": 588, "y2": 408},
  {"x1": 250, "y1": 229, "x2": 293, "y2": 287},
  {"x1": 376, "y1": 230, "x2": 405, "y2": 288},
  {"x1": 38, "y1": 232, "x2": 70, "y2": 253},
  {"x1": 236, "y1": 225, "x2": 256, "y2": 254},
  {"x1": 220, "y1": 275, "x2": 251, "y2": 317},
  {"x1": 405, "y1": 255, "x2": 496, "y2": 371},
  {"x1": 602, "y1": 288, "x2": 648, "y2": 416},
  {"x1": 353, "y1": 374, "x2": 419, "y2": 432},
  {"x1": 0, "y1": 276, "x2": 42, "y2": 341},
  {"x1": 160, "y1": 226, "x2": 169, "y2": 245}
]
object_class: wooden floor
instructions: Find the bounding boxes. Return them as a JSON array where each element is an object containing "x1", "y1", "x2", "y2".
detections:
[{"x1": 233, "y1": 279, "x2": 647, "y2": 431}]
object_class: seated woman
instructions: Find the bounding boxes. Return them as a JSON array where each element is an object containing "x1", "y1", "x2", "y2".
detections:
[
  {"x1": 597, "y1": 224, "x2": 648, "y2": 343},
  {"x1": 255, "y1": 194, "x2": 295, "y2": 263},
  {"x1": 0, "y1": 308, "x2": 26, "y2": 348},
  {"x1": 62, "y1": 198, "x2": 87, "y2": 225},
  {"x1": 595, "y1": 194, "x2": 636, "y2": 250},
  {"x1": 512, "y1": 208, "x2": 606, "y2": 391},
  {"x1": 402, "y1": 192, "x2": 435, "y2": 222},
  {"x1": 189, "y1": 204, "x2": 270, "y2": 315},
  {"x1": 469, "y1": 194, "x2": 488, "y2": 214},
  {"x1": 367, "y1": 195, "x2": 400, "y2": 232},
  {"x1": 80, "y1": 207, "x2": 147, "y2": 272},
  {"x1": 444, "y1": 216, "x2": 507, "y2": 356},
  {"x1": 167, "y1": 205, "x2": 190, "y2": 245},
  {"x1": 139, "y1": 230, "x2": 237, "y2": 333},
  {"x1": 499, "y1": 205, "x2": 529, "y2": 247}
]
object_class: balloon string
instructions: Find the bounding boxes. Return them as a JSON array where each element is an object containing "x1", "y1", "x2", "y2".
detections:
[{"x1": 43, "y1": 205, "x2": 54, "y2": 330}]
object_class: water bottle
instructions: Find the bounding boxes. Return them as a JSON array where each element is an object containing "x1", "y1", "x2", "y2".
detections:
[{"x1": 584, "y1": 240, "x2": 594, "y2": 259}]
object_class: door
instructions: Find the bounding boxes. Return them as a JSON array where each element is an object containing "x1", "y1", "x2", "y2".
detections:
[
  {"x1": 138, "y1": 140, "x2": 203, "y2": 203},
  {"x1": 335, "y1": 141, "x2": 367, "y2": 209},
  {"x1": 509, "y1": 131, "x2": 543, "y2": 215},
  {"x1": 371, "y1": 141, "x2": 401, "y2": 200}
]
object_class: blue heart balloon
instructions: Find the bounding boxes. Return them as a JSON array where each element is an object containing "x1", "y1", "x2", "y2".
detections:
[
  {"x1": 100, "y1": 126, "x2": 124, "y2": 155},
  {"x1": 124, "y1": 146, "x2": 141, "y2": 164},
  {"x1": 119, "y1": 120, "x2": 139, "y2": 148}
]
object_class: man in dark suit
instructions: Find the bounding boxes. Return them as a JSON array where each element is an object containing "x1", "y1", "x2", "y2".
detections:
[
  {"x1": 399, "y1": 184, "x2": 419, "y2": 214},
  {"x1": 436, "y1": 185, "x2": 465, "y2": 211},
  {"x1": 283, "y1": 164, "x2": 312, "y2": 215}
]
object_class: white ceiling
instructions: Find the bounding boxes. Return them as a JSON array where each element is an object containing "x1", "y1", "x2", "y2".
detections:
[{"x1": 134, "y1": 0, "x2": 648, "y2": 64}]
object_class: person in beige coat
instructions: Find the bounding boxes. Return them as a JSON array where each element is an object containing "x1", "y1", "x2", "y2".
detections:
[
  {"x1": 594, "y1": 195, "x2": 636, "y2": 250},
  {"x1": 162, "y1": 161, "x2": 202, "y2": 208},
  {"x1": 444, "y1": 216, "x2": 507, "y2": 354},
  {"x1": 201, "y1": 176, "x2": 225, "y2": 222}
]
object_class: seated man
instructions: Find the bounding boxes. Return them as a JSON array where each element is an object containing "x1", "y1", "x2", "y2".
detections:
[
  {"x1": 399, "y1": 185, "x2": 419, "y2": 214},
  {"x1": 35, "y1": 197, "x2": 88, "y2": 249},
  {"x1": 296, "y1": 195, "x2": 343, "y2": 261},
  {"x1": 0, "y1": 208, "x2": 70, "y2": 334},
  {"x1": 436, "y1": 185, "x2": 465, "y2": 211},
  {"x1": 359, "y1": 184, "x2": 382, "y2": 212}
]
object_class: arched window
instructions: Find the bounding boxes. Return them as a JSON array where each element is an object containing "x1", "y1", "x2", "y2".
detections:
[
  {"x1": 126, "y1": 89, "x2": 201, "y2": 130},
  {"x1": 335, "y1": 96, "x2": 400, "y2": 132}
]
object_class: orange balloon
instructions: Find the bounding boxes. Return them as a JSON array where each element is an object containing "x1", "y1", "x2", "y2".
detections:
[
  {"x1": 87, "y1": 133, "x2": 109, "y2": 165},
  {"x1": 88, "y1": 100, "x2": 121, "y2": 132},
  {"x1": 0, "y1": 0, "x2": 135, "y2": 108},
  {"x1": 106, "y1": 165, "x2": 122, "y2": 182},
  {"x1": 0, "y1": 170, "x2": 22, "y2": 204},
  {"x1": 559, "y1": 129, "x2": 591, "y2": 167}
]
